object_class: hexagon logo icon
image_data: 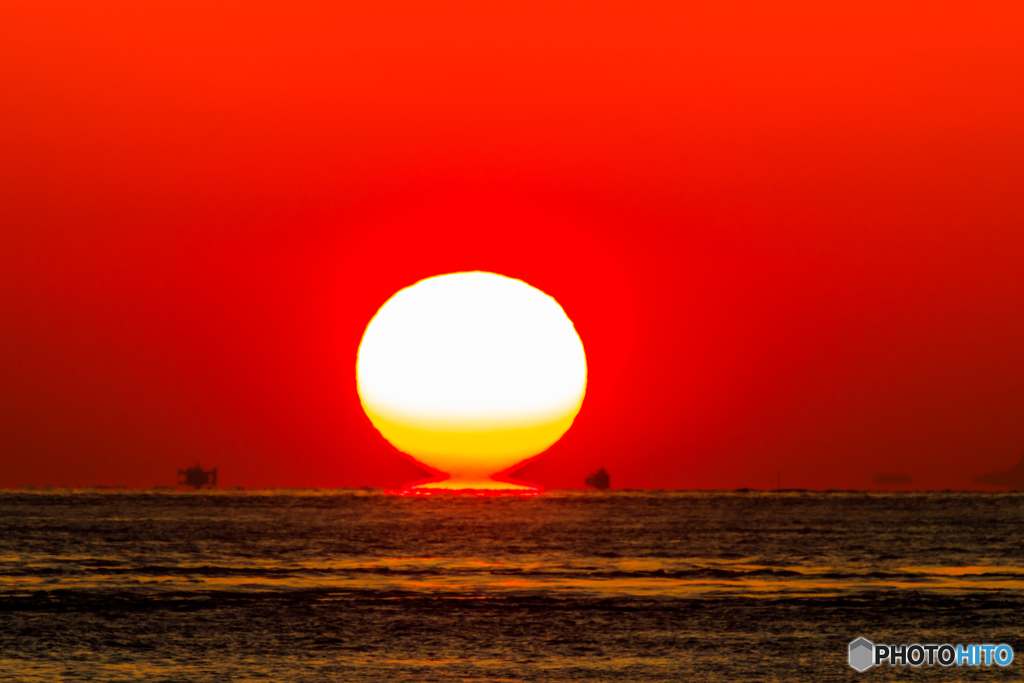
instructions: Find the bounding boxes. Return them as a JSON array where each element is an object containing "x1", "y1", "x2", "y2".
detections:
[{"x1": 849, "y1": 637, "x2": 874, "y2": 671}]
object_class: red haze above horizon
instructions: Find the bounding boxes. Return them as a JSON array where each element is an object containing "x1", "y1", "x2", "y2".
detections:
[{"x1": 2, "y1": 1, "x2": 1023, "y2": 490}]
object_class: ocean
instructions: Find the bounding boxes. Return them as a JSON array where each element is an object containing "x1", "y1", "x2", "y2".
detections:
[{"x1": 1, "y1": 489, "x2": 1021, "y2": 681}]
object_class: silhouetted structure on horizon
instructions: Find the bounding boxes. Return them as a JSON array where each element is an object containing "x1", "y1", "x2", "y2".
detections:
[
  {"x1": 178, "y1": 464, "x2": 217, "y2": 489},
  {"x1": 585, "y1": 466, "x2": 610, "y2": 491}
]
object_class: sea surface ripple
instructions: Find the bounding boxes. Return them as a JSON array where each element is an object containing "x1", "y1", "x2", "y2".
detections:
[{"x1": 1, "y1": 489, "x2": 1022, "y2": 681}]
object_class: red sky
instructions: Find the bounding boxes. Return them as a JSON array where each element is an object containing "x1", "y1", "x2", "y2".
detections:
[{"x1": 2, "y1": 1, "x2": 1023, "y2": 490}]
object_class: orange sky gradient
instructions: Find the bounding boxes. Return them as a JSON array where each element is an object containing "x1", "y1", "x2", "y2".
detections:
[{"x1": 2, "y1": 1, "x2": 1023, "y2": 490}]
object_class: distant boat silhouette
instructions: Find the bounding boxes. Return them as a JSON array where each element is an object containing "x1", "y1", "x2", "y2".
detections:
[
  {"x1": 585, "y1": 466, "x2": 610, "y2": 491},
  {"x1": 178, "y1": 463, "x2": 217, "y2": 489}
]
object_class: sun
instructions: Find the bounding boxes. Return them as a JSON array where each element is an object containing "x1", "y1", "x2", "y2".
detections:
[{"x1": 356, "y1": 272, "x2": 587, "y2": 491}]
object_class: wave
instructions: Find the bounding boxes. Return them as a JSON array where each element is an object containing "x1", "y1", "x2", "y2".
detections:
[{"x1": 5, "y1": 563, "x2": 1023, "y2": 583}]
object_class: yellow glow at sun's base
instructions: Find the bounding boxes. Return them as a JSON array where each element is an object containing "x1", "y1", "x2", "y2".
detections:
[
  {"x1": 383, "y1": 487, "x2": 544, "y2": 497},
  {"x1": 362, "y1": 409, "x2": 579, "y2": 489},
  {"x1": 357, "y1": 272, "x2": 587, "y2": 491}
]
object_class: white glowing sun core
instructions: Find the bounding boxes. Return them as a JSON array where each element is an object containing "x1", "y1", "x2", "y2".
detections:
[{"x1": 357, "y1": 272, "x2": 587, "y2": 432}]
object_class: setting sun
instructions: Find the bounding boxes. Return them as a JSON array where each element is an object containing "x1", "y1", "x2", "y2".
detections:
[{"x1": 356, "y1": 272, "x2": 587, "y2": 490}]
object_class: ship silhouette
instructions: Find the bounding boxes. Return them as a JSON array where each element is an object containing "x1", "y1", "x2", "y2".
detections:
[
  {"x1": 178, "y1": 463, "x2": 217, "y2": 489},
  {"x1": 585, "y1": 466, "x2": 610, "y2": 491}
]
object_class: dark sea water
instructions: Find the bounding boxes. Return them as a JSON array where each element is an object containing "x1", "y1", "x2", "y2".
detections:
[{"x1": 1, "y1": 490, "x2": 1022, "y2": 682}]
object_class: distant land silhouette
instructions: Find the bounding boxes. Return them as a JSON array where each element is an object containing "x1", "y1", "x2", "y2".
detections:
[
  {"x1": 872, "y1": 473, "x2": 912, "y2": 486},
  {"x1": 973, "y1": 454, "x2": 1024, "y2": 489}
]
